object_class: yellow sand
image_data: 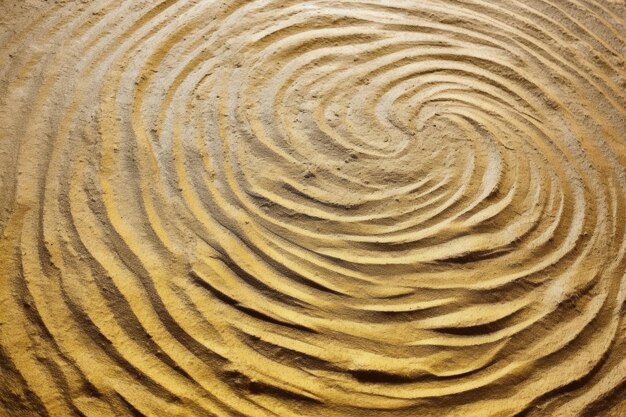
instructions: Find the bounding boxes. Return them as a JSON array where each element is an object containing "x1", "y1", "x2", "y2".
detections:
[{"x1": 1, "y1": 1, "x2": 625, "y2": 416}]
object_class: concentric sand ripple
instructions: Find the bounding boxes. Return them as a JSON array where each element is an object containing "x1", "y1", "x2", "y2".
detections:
[{"x1": 1, "y1": 1, "x2": 626, "y2": 416}]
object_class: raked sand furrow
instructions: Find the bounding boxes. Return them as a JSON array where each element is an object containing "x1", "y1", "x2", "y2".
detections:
[{"x1": 1, "y1": 1, "x2": 625, "y2": 416}]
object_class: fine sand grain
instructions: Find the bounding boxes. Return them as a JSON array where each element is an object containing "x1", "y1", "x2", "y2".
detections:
[{"x1": 1, "y1": 1, "x2": 625, "y2": 416}]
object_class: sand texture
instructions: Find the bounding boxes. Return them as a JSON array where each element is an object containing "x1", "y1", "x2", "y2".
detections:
[{"x1": 1, "y1": 0, "x2": 626, "y2": 416}]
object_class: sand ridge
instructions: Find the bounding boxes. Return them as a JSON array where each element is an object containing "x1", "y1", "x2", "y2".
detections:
[{"x1": 0, "y1": 0, "x2": 625, "y2": 416}]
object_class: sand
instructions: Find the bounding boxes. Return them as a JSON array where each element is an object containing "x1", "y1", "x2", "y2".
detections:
[{"x1": 1, "y1": 0, "x2": 625, "y2": 416}]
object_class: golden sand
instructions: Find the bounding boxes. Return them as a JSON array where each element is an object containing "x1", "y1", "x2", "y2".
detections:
[{"x1": 1, "y1": 1, "x2": 625, "y2": 416}]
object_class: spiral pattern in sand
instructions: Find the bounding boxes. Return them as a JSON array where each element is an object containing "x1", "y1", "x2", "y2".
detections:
[{"x1": 1, "y1": 1, "x2": 625, "y2": 416}]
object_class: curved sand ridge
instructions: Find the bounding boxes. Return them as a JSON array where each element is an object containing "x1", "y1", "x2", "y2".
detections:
[{"x1": 1, "y1": 1, "x2": 626, "y2": 416}]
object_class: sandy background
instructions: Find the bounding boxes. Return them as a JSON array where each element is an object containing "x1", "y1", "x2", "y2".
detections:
[{"x1": 1, "y1": 0, "x2": 626, "y2": 416}]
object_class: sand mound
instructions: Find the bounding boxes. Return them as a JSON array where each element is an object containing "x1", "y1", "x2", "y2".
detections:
[{"x1": 1, "y1": 1, "x2": 625, "y2": 416}]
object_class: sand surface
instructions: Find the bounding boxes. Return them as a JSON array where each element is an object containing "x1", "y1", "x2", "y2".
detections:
[{"x1": 1, "y1": 1, "x2": 626, "y2": 416}]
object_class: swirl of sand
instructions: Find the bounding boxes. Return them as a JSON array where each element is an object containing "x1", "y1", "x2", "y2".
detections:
[{"x1": 0, "y1": 1, "x2": 625, "y2": 416}]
